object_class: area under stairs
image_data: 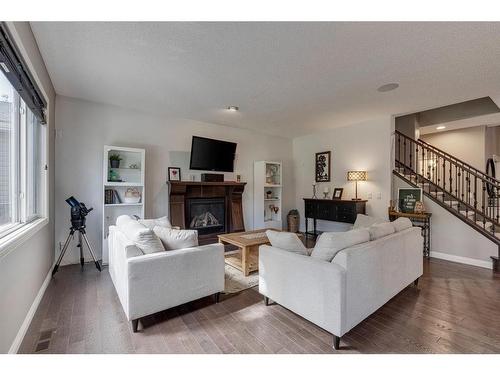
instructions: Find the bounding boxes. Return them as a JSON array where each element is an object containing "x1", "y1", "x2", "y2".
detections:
[{"x1": 394, "y1": 130, "x2": 499, "y2": 270}]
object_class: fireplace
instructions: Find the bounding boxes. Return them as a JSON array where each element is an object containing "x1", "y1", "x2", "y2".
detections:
[
  {"x1": 167, "y1": 181, "x2": 246, "y2": 244},
  {"x1": 187, "y1": 198, "x2": 225, "y2": 235}
]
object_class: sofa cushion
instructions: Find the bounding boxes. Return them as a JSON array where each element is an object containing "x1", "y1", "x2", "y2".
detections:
[
  {"x1": 368, "y1": 222, "x2": 396, "y2": 240},
  {"x1": 139, "y1": 216, "x2": 173, "y2": 230},
  {"x1": 311, "y1": 229, "x2": 370, "y2": 262},
  {"x1": 116, "y1": 215, "x2": 165, "y2": 254},
  {"x1": 266, "y1": 230, "x2": 308, "y2": 255},
  {"x1": 352, "y1": 214, "x2": 386, "y2": 229},
  {"x1": 153, "y1": 226, "x2": 199, "y2": 250},
  {"x1": 392, "y1": 217, "x2": 413, "y2": 232}
]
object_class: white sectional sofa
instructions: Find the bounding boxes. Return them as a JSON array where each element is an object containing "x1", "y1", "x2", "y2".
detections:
[
  {"x1": 258, "y1": 225, "x2": 423, "y2": 349},
  {"x1": 108, "y1": 224, "x2": 225, "y2": 332}
]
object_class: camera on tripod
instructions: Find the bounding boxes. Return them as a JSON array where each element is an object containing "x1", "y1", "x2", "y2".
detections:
[
  {"x1": 66, "y1": 196, "x2": 93, "y2": 229},
  {"x1": 52, "y1": 196, "x2": 101, "y2": 277}
]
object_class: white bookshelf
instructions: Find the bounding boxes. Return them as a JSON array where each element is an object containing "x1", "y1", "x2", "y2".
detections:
[
  {"x1": 102, "y1": 145, "x2": 145, "y2": 264},
  {"x1": 254, "y1": 161, "x2": 282, "y2": 230}
]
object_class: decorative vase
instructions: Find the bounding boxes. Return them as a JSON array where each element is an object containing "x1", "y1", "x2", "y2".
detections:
[{"x1": 287, "y1": 210, "x2": 300, "y2": 233}]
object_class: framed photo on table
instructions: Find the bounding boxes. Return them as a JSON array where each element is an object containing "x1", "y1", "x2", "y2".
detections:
[
  {"x1": 398, "y1": 188, "x2": 422, "y2": 213},
  {"x1": 168, "y1": 167, "x2": 181, "y2": 181},
  {"x1": 332, "y1": 188, "x2": 343, "y2": 200}
]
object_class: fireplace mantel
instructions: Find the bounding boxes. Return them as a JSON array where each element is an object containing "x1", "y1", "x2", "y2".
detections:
[{"x1": 167, "y1": 181, "x2": 246, "y2": 243}]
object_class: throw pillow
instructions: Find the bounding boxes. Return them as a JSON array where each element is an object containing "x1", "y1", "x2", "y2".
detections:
[
  {"x1": 153, "y1": 226, "x2": 199, "y2": 250},
  {"x1": 139, "y1": 216, "x2": 173, "y2": 230},
  {"x1": 392, "y1": 217, "x2": 413, "y2": 232},
  {"x1": 311, "y1": 229, "x2": 370, "y2": 262},
  {"x1": 266, "y1": 230, "x2": 308, "y2": 255},
  {"x1": 117, "y1": 217, "x2": 165, "y2": 254},
  {"x1": 352, "y1": 214, "x2": 386, "y2": 229},
  {"x1": 368, "y1": 222, "x2": 396, "y2": 241}
]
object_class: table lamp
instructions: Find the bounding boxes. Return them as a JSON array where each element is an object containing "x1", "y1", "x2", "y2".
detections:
[{"x1": 347, "y1": 171, "x2": 367, "y2": 200}]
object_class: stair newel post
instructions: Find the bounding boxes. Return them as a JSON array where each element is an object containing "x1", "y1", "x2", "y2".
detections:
[
  {"x1": 397, "y1": 133, "x2": 401, "y2": 167},
  {"x1": 414, "y1": 142, "x2": 417, "y2": 177}
]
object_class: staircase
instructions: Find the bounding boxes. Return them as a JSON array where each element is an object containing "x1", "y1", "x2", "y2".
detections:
[{"x1": 394, "y1": 130, "x2": 499, "y2": 271}]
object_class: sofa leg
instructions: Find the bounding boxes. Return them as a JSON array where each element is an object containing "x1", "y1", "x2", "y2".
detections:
[
  {"x1": 214, "y1": 292, "x2": 221, "y2": 303},
  {"x1": 264, "y1": 296, "x2": 270, "y2": 306},
  {"x1": 132, "y1": 319, "x2": 139, "y2": 333},
  {"x1": 333, "y1": 335, "x2": 340, "y2": 350},
  {"x1": 413, "y1": 278, "x2": 420, "y2": 287}
]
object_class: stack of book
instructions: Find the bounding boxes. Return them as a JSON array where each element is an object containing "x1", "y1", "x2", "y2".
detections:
[{"x1": 105, "y1": 189, "x2": 121, "y2": 204}]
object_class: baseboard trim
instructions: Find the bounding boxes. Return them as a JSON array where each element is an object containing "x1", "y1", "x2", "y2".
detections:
[
  {"x1": 430, "y1": 251, "x2": 492, "y2": 270},
  {"x1": 8, "y1": 265, "x2": 52, "y2": 354}
]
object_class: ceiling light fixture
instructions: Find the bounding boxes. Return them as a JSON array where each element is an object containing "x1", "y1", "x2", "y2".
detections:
[
  {"x1": 227, "y1": 106, "x2": 239, "y2": 112},
  {"x1": 377, "y1": 83, "x2": 399, "y2": 92},
  {"x1": 436, "y1": 126, "x2": 446, "y2": 130}
]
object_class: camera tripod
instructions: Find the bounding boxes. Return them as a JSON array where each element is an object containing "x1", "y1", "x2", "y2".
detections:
[{"x1": 52, "y1": 225, "x2": 102, "y2": 277}]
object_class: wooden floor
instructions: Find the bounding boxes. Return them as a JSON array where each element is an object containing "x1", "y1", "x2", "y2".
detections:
[{"x1": 19, "y1": 258, "x2": 500, "y2": 354}]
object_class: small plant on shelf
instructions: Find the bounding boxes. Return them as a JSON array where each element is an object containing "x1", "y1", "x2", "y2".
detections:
[{"x1": 109, "y1": 153, "x2": 122, "y2": 168}]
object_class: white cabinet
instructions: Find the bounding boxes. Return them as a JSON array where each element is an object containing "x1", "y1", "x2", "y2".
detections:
[
  {"x1": 102, "y1": 146, "x2": 145, "y2": 264},
  {"x1": 254, "y1": 161, "x2": 282, "y2": 230}
]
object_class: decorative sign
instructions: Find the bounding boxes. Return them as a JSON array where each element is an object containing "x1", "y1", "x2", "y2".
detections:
[{"x1": 398, "y1": 188, "x2": 422, "y2": 213}]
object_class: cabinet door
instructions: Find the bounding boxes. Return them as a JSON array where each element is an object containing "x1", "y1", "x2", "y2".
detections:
[
  {"x1": 337, "y1": 204, "x2": 356, "y2": 223},
  {"x1": 304, "y1": 201, "x2": 317, "y2": 217},
  {"x1": 317, "y1": 202, "x2": 335, "y2": 220}
]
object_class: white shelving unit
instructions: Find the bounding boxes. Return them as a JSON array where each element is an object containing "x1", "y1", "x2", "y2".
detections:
[
  {"x1": 102, "y1": 145, "x2": 145, "y2": 264},
  {"x1": 254, "y1": 161, "x2": 282, "y2": 230}
]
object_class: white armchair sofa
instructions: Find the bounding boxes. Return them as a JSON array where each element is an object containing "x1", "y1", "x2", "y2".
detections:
[
  {"x1": 259, "y1": 226, "x2": 423, "y2": 349},
  {"x1": 108, "y1": 225, "x2": 225, "y2": 332}
]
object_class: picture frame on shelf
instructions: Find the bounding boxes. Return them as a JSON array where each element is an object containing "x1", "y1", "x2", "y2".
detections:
[
  {"x1": 315, "y1": 151, "x2": 331, "y2": 182},
  {"x1": 332, "y1": 188, "x2": 343, "y2": 200},
  {"x1": 168, "y1": 167, "x2": 181, "y2": 181}
]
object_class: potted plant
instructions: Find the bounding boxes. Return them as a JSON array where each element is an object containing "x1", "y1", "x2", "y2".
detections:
[{"x1": 109, "y1": 153, "x2": 122, "y2": 168}]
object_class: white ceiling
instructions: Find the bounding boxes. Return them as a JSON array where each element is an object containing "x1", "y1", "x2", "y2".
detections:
[{"x1": 30, "y1": 22, "x2": 500, "y2": 138}]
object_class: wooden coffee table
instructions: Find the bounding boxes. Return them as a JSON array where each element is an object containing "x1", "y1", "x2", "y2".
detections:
[{"x1": 218, "y1": 229, "x2": 276, "y2": 276}]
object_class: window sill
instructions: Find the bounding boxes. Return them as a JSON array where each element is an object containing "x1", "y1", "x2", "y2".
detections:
[{"x1": 0, "y1": 217, "x2": 49, "y2": 259}]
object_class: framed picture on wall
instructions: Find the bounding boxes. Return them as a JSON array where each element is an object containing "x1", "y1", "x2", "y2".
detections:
[
  {"x1": 315, "y1": 151, "x2": 331, "y2": 182},
  {"x1": 168, "y1": 167, "x2": 181, "y2": 181}
]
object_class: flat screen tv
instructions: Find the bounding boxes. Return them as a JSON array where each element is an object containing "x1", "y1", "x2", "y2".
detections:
[{"x1": 189, "y1": 136, "x2": 237, "y2": 172}]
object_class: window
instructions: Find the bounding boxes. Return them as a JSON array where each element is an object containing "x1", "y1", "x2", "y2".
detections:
[{"x1": 0, "y1": 70, "x2": 45, "y2": 238}]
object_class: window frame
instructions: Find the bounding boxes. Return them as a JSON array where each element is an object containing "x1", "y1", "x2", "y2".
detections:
[{"x1": 0, "y1": 24, "x2": 49, "y2": 257}]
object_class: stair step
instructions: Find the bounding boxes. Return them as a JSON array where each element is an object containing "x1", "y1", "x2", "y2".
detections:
[
  {"x1": 444, "y1": 200, "x2": 460, "y2": 207},
  {"x1": 476, "y1": 221, "x2": 493, "y2": 230},
  {"x1": 459, "y1": 210, "x2": 475, "y2": 218},
  {"x1": 430, "y1": 191, "x2": 444, "y2": 196}
]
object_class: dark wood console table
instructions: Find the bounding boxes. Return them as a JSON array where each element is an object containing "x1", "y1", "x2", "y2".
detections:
[
  {"x1": 303, "y1": 198, "x2": 367, "y2": 237},
  {"x1": 388, "y1": 209, "x2": 431, "y2": 257}
]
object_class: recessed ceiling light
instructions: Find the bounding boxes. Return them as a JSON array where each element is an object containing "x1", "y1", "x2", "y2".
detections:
[
  {"x1": 377, "y1": 83, "x2": 399, "y2": 92},
  {"x1": 436, "y1": 126, "x2": 446, "y2": 130},
  {"x1": 227, "y1": 106, "x2": 239, "y2": 112}
]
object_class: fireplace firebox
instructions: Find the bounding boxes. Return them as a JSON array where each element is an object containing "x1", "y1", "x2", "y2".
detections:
[{"x1": 187, "y1": 198, "x2": 225, "y2": 235}]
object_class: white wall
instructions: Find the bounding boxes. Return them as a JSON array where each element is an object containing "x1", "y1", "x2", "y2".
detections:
[
  {"x1": 55, "y1": 95, "x2": 294, "y2": 264},
  {"x1": 0, "y1": 23, "x2": 55, "y2": 353},
  {"x1": 293, "y1": 117, "x2": 393, "y2": 232},
  {"x1": 420, "y1": 126, "x2": 486, "y2": 171},
  {"x1": 394, "y1": 175, "x2": 496, "y2": 267}
]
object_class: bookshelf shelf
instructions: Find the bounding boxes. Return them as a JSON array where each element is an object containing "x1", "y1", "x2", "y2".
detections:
[
  {"x1": 254, "y1": 161, "x2": 283, "y2": 230},
  {"x1": 103, "y1": 146, "x2": 145, "y2": 264}
]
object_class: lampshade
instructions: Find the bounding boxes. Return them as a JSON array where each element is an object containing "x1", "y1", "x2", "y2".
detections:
[{"x1": 347, "y1": 171, "x2": 367, "y2": 181}]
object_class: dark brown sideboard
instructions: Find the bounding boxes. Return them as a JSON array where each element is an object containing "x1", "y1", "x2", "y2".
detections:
[{"x1": 303, "y1": 198, "x2": 367, "y2": 237}]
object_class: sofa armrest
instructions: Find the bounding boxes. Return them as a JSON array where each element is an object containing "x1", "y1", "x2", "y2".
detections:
[
  {"x1": 259, "y1": 245, "x2": 346, "y2": 336},
  {"x1": 125, "y1": 243, "x2": 225, "y2": 320}
]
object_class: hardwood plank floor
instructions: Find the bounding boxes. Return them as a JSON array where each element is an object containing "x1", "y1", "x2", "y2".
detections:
[{"x1": 19, "y1": 257, "x2": 500, "y2": 354}]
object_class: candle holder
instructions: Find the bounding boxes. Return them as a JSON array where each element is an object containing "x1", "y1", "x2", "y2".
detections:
[
  {"x1": 323, "y1": 191, "x2": 329, "y2": 199},
  {"x1": 312, "y1": 184, "x2": 317, "y2": 199}
]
